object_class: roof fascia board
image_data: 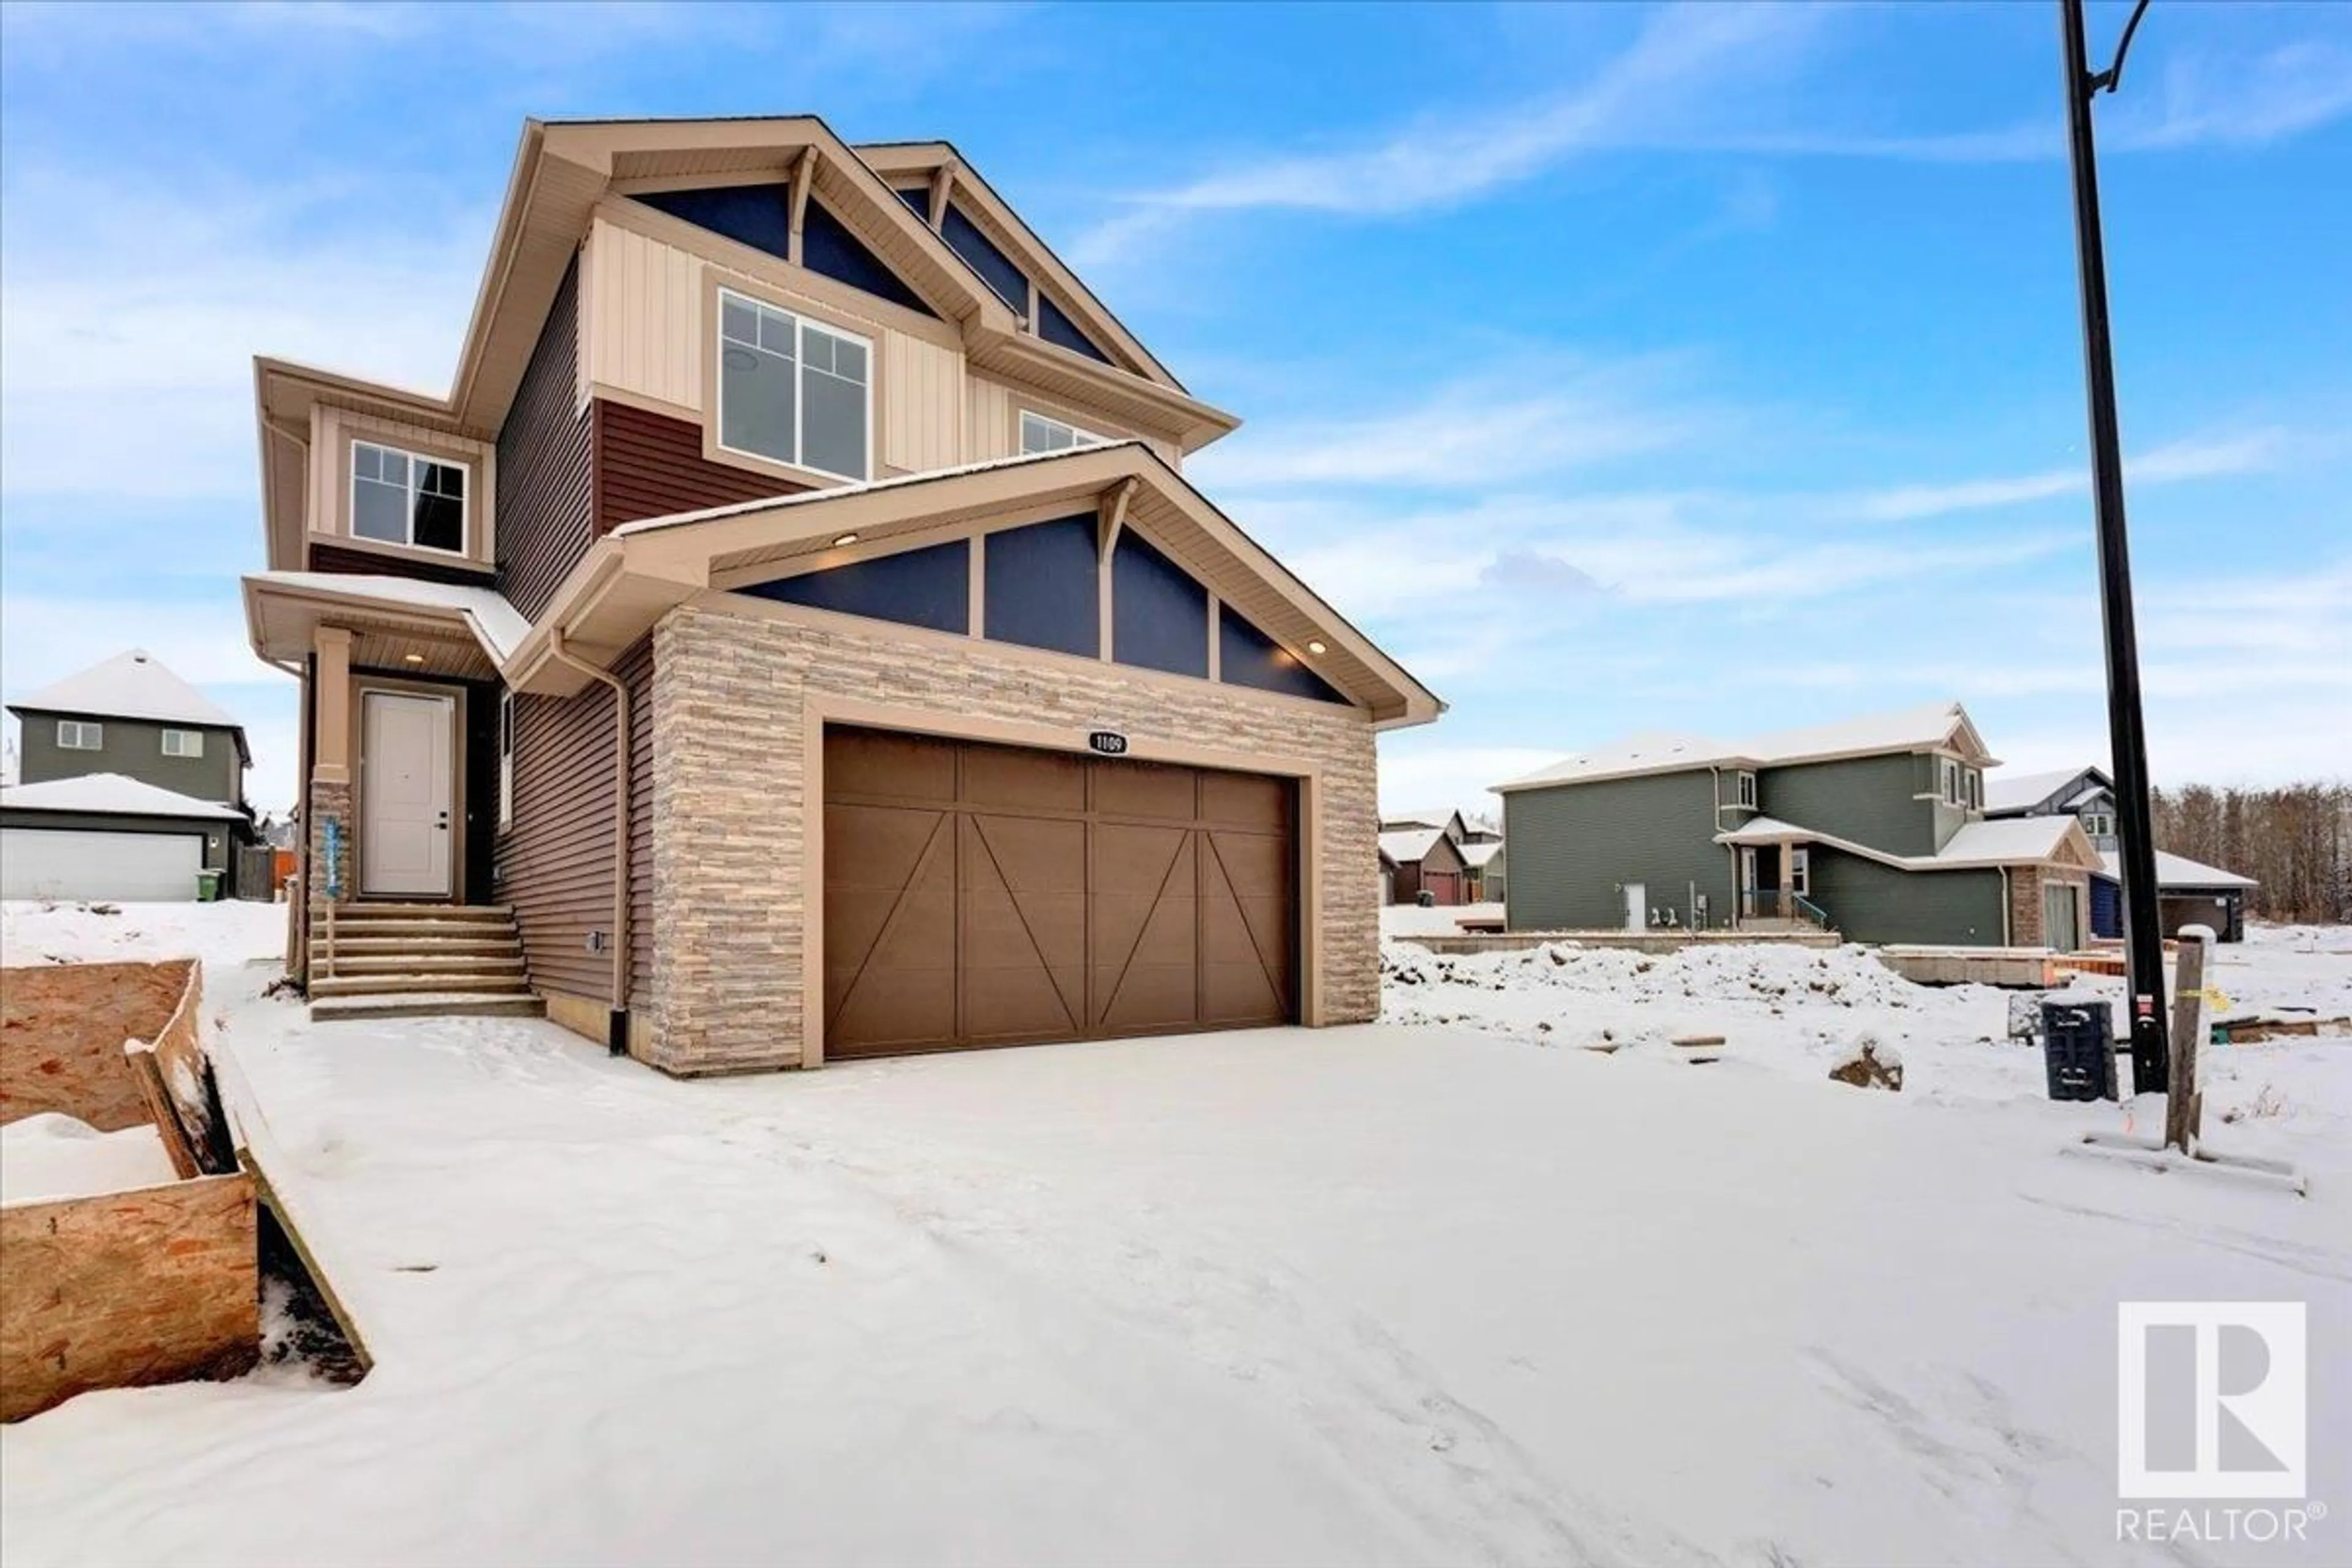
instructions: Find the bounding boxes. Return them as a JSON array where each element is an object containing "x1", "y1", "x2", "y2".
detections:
[
  {"x1": 856, "y1": 140, "x2": 1185, "y2": 394},
  {"x1": 971, "y1": 328, "x2": 1238, "y2": 451}
]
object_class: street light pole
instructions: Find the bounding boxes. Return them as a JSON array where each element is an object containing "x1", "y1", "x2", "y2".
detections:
[{"x1": 2057, "y1": 0, "x2": 2168, "y2": 1093}]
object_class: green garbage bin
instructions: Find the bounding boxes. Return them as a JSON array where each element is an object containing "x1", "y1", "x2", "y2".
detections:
[{"x1": 195, "y1": 869, "x2": 224, "y2": 902}]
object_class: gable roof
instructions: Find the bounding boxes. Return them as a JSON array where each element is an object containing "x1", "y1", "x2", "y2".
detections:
[
  {"x1": 1715, "y1": 812, "x2": 2097, "y2": 872},
  {"x1": 1378, "y1": 827, "x2": 1448, "y2": 865},
  {"x1": 509, "y1": 440, "x2": 1440, "y2": 727},
  {"x1": 1381, "y1": 807, "x2": 1467, "y2": 834},
  {"x1": 1458, "y1": 839, "x2": 1504, "y2": 869},
  {"x1": 2096, "y1": 849, "x2": 2258, "y2": 891},
  {"x1": 255, "y1": 115, "x2": 1240, "y2": 573},
  {"x1": 8, "y1": 652, "x2": 249, "y2": 763},
  {"x1": 0, "y1": 773, "x2": 244, "y2": 821},
  {"x1": 1498, "y1": 701, "x2": 1994, "y2": 793},
  {"x1": 1983, "y1": 764, "x2": 2111, "y2": 815}
]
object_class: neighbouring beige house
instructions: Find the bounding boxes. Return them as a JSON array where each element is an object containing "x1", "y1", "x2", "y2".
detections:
[{"x1": 242, "y1": 115, "x2": 1440, "y2": 1073}]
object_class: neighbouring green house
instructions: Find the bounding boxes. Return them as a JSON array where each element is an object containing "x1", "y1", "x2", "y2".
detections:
[{"x1": 1493, "y1": 700, "x2": 2104, "y2": 949}]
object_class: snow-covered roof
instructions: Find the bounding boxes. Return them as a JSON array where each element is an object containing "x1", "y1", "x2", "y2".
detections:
[
  {"x1": 0, "y1": 773, "x2": 244, "y2": 821},
  {"x1": 8, "y1": 650, "x2": 242, "y2": 729},
  {"x1": 1382, "y1": 806, "x2": 1465, "y2": 832},
  {"x1": 1928, "y1": 817, "x2": 2081, "y2": 867},
  {"x1": 1378, "y1": 827, "x2": 1447, "y2": 865},
  {"x1": 1499, "y1": 700, "x2": 1991, "y2": 793},
  {"x1": 1713, "y1": 812, "x2": 2090, "y2": 872},
  {"x1": 246, "y1": 572, "x2": 531, "y2": 662},
  {"x1": 1982, "y1": 765, "x2": 2106, "y2": 815},
  {"x1": 1458, "y1": 840, "x2": 1504, "y2": 869},
  {"x1": 2097, "y1": 850, "x2": 2258, "y2": 891},
  {"x1": 612, "y1": 442, "x2": 1140, "y2": 539},
  {"x1": 1498, "y1": 731, "x2": 1750, "y2": 790}
]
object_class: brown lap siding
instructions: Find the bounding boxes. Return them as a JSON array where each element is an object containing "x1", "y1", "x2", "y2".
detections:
[
  {"x1": 592, "y1": 401, "x2": 807, "y2": 532},
  {"x1": 498, "y1": 637, "x2": 654, "y2": 1006},
  {"x1": 497, "y1": 261, "x2": 594, "y2": 620}
]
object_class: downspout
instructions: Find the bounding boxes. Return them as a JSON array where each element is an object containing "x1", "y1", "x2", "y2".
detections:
[{"x1": 547, "y1": 630, "x2": 631, "y2": 1055}]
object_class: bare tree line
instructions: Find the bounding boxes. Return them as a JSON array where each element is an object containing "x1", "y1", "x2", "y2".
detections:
[{"x1": 2152, "y1": 782, "x2": 2351, "y2": 924}]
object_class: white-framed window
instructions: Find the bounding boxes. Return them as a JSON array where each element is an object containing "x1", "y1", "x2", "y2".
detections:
[
  {"x1": 56, "y1": 719, "x2": 102, "y2": 750},
  {"x1": 1735, "y1": 771, "x2": 1758, "y2": 809},
  {"x1": 2083, "y1": 809, "x2": 2114, "y2": 839},
  {"x1": 160, "y1": 729, "x2": 204, "y2": 758},
  {"x1": 716, "y1": 288, "x2": 872, "y2": 481},
  {"x1": 1790, "y1": 846, "x2": 1811, "y2": 897},
  {"x1": 1942, "y1": 760, "x2": 1961, "y2": 805},
  {"x1": 1964, "y1": 769, "x2": 1981, "y2": 810},
  {"x1": 498, "y1": 690, "x2": 516, "y2": 829},
  {"x1": 352, "y1": 440, "x2": 468, "y2": 554},
  {"x1": 1019, "y1": 410, "x2": 1102, "y2": 454}
]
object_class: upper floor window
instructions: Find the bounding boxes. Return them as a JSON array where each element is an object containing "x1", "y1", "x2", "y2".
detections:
[
  {"x1": 160, "y1": 729, "x2": 204, "y2": 758},
  {"x1": 353, "y1": 442, "x2": 467, "y2": 554},
  {"x1": 1019, "y1": 411, "x2": 1101, "y2": 455},
  {"x1": 2083, "y1": 809, "x2": 2114, "y2": 839},
  {"x1": 56, "y1": 719, "x2": 102, "y2": 750},
  {"x1": 1964, "y1": 769, "x2": 1981, "y2": 810},
  {"x1": 1735, "y1": 771, "x2": 1758, "y2": 809},
  {"x1": 717, "y1": 288, "x2": 870, "y2": 481},
  {"x1": 1942, "y1": 760, "x2": 1961, "y2": 805}
]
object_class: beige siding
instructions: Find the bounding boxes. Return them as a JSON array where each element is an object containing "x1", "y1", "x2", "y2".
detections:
[
  {"x1": 881, "y1": 331, "x2": 963, "y2": 473},
  {"x1": 965, "y1": 374, "x2": 1181, "y2": 470},
  {"x1": 306, "y1": 404, "x2": 498, "y2": 570},
  {"x1": 580, "y1": 216, "x2": 966, "y2": 471}
]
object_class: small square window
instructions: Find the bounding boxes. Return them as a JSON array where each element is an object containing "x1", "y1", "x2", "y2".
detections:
[
  {"x1": 160, "y1": 729, "x2": 204, "y2": 758},
  {"x1": 350, "y1": 440, "x2": 467, "y2": 554}
]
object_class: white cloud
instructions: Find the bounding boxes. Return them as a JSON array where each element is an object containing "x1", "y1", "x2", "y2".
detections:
[
  {"x1": 1072, "y1": 4, "x2": 1825, "y2": 263},
  {"x1": 1844, "y1": 430, "x2": 2286, "y2": 524}
]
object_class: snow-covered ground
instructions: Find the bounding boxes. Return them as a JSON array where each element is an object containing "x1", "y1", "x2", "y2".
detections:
[
  {"x1": 1379, "y1": 900, "x2": 1506, "y2": 937},
  {"x1": 2, "y1": 901, "x2": 2348, "y2": 1567},
  {"x1": 1, "y1": 1114, "x2": 176, "y2": 1203}
]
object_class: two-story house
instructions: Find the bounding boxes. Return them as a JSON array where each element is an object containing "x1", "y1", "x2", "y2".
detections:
[
  {"x1": 1494, "y1": 701, "x2": 2101, "y2": 949},
  {"x1": 1981, "y1": 763, "x2": 2256, "y2": 941},
  {"x1": 241, "y1": 115, "x2": 1441, "y2": 1071},
  {"x1": 1, "y1": 649, "x2": 255, "y2": 900}
]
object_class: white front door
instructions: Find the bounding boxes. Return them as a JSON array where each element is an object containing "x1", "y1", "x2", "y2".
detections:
[
  {"x1": 362, "y1": 690, "x2": 455, "y2": 897},
  {"x1": 1624, "y1": 881, "x2": 1646, "y2": 933}
]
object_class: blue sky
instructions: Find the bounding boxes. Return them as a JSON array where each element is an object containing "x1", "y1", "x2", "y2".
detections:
[{"x1": 2, "y1": 1, "x2": 2345, "y2": 816}]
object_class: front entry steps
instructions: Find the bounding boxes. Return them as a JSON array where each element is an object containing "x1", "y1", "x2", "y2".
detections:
[{"x1": 308, "y1": 903, "x2": 543, "y2": 1022}]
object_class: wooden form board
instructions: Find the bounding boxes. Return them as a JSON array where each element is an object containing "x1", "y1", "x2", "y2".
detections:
[
  {"x1": 1, "y1": 1172, "x2": 258, "y2": 1423},
  {"x1": 1, "y1": 960, "x2": 197, "y2": 1131}
]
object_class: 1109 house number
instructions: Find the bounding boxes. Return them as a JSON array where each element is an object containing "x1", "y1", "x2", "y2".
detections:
[{"x1": 1088, "y1": 731, "x2": 1129, "y2": 756}]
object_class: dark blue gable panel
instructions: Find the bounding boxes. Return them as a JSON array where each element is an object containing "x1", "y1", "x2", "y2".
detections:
[
  {"x1": 802, "y1": 199, "x2": 936, "y2": 317},
  {"x1": 642, "y1": 184, "x2": 792, "y2": 263},
  {"x1": 895, "y1": 187, "x2": 927, "y2": 219},
  {"x1": 1036, "y1": 293, "x2": 1112, "y2": 365},
  {"x1": 639, "y1": 186, "x2": 936, "y2": 319},
  {"x1": 941, "y1": 203, "x2": 1028, "y2": 313},
  {"x1": 1112, "y1": 532, "x2": 1207, "y2": 679},
  {"x1": 1219, "y1": 605, "x2": 1349, "y2": 704},
  {"x1": 744, "y1": 540, "x2": 970, "y2": 635},
  {"x1": 985, "y1": 514, "x2": 1098, "y2": 658}
]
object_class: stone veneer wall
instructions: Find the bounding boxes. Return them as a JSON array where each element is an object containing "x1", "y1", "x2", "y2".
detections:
[
  {"x1": 640, "y1": 600, "x2": 1383, "y2": 1076},
  {"x1": 2008, "y1": 864, "x2": 2091, "y2": 949}
]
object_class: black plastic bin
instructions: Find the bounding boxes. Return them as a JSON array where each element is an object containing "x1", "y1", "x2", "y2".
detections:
[{"x1": 2041, "y1": 1001, "x2": 2116, "y2": 1101}]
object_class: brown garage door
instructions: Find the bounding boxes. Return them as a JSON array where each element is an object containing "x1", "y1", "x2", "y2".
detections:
[{"x1": 823, "y1": 726, "x2": 1297, "y2": 1059}]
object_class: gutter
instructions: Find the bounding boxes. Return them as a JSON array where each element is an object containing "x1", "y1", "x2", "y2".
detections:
[{"x1": 546, "y1": 628, "x2": 631, "y2": 1055}]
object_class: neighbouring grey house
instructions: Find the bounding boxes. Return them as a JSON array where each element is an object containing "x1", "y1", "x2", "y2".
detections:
[
  {"x1": 1494, "y1": 700, "x2": 2104, "y2": 949},
  {"x1": 2, "y1": 649, "x2": 257, "y2": 901},
  {"x1": 1983, "y1": 763, "x2": 2257, "y2": 941}
]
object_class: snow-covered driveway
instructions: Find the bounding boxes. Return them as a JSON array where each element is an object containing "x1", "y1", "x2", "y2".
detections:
[{"x1": 6, "y1": 976, "x2": 2346, "y2": 1566}]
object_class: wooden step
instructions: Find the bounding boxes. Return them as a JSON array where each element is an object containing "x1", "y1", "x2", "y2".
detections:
[
  {"x1": 322, "y1": 952, "x2": 526, "y2": 978},
  {"x1": 310, "y1": 993, "x2": 546, "y2": 1023},
  {"x1": 315, "y1": 934, "x2": 521, "y2": 958},
  {"x1": 310, "y1": 971, "x2": 534, "y2": 999},
  {"x1": 311, "y1": 918, "x2": 518, "y2": 943},
  {"x1": 313, "y1": 903, "x2": 513, "y2": 924}
]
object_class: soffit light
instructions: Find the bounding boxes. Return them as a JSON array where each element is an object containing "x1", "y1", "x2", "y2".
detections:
[
  {"x1": 1305, "y1": 640, "x2": 1327, "y2": 656},
  {"x1": 832, "y1": 532, "x2": 860, "y2": 548},
  {"x1": 402, "y1": 653, "x2": 425, "y2": 665}
]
